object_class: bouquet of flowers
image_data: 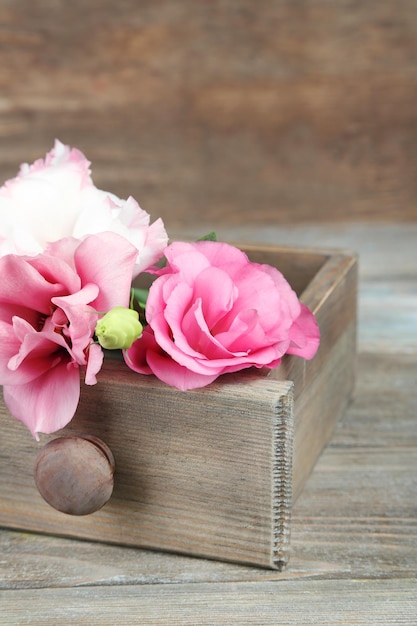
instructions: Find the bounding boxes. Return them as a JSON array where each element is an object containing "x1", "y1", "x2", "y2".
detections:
[{"x1": 0, "y1": 141, "x2": 320, "y2": 440}]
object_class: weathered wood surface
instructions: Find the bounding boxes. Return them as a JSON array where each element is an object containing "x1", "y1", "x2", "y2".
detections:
[
  {"x1": 1, "y1": 580, "x2": 417, "y2": 626},
  {"x1": 1, "y1": 222, "x2": 416, "y2": 624},
  {"x1": 1, "y1": 1, "x2": 417, "y2": 228},
  {"x1": 0, "y1": 374, "x2": 294, "y2": 570}
]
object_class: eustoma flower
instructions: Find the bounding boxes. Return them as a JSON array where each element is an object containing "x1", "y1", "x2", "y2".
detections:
[
  {"x1": 0, "y1": 140, "x2": 168, "y2": 276},
  {"x1": 124, "y1": 241, "x2": 320, "y2": 390},
  {"x1": 0, "y1": 232, "x2": 137, "y2": 439}
]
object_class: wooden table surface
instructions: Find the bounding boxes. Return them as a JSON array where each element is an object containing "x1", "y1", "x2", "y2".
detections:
[{"x1": 1, "y1": 222, "x2": 416, "y2": 625}]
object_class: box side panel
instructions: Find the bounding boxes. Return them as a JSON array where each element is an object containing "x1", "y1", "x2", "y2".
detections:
[
  {"x1": 292, "y1": 320, "x2": 356, "y2": 499},
  {"x1": 291, "y1": 255, "x2": 358, "y2": 499},
  {"x1": 0, "y1": 374, "x2": 293, "y2": 569}
]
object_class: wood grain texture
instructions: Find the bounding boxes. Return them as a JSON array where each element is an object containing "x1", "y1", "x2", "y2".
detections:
[
  {"x1": 1, "y1": 579, "x2": 416, "y2": 626},
  {"x1": 274, "y1": 250, "x2": 358, "y2": 498},
  {"x1": 0, "y1": 1, "x2": 416, "y2": 228},
  {"x1": 0, "y1": 222, "x2": 416, "y2": 624},
  {"x1": 0, "y1": 374, "x2": 293, "y2": 570}
]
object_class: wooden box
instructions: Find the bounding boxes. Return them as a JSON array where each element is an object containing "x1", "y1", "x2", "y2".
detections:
[{"x1": 0, "y1": 245, "x2": 357, "y2": 570}]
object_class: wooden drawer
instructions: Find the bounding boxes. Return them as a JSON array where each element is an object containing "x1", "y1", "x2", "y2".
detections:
[{"x1": 0, "y1": 244, "x2": 357, "y2": 569}]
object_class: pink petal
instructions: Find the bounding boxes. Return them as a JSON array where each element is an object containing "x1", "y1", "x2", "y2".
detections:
[
  {"x1": 74, "y1": 232, "x2": 137, "y2": 311},
  {"x1": 287, "y1": 304, "x2": 320, "y2": 359},
  {"x1": 52, "y1": 282, "x2": 99, "y2": 310},
  {"x1": 215, "y1": 309, "x2": 261, "y2": 352},
  {"x1": 6, "y1": 324, "x2": 68, "y2": 384},
  {"x1": 144, "y1": 274, "x2": 181, "y2": 320},
  {"x1": 3, "y1": 358, "x2": 80, "y2": 440},
  {"x1": 84, "y1": 342, "x2": 104, "y2": 385},
  {"x1": 117, "y1": 198, "x2": 168, "y2": 276},
  {"x1": 180, "y1": 298, "x2": 241, "y2": 359},
  {"x1": 11, "y1": 316, "x2": 37, "y2": 342},
  {"x1": 192, "y1": 266, "x2": 237, "y2": 328},
  {"x1": 0, "y1": 301, "x2": 39, "y2": 326},
  {"x1": 0, "y1": 320, "x2": 23, "y2": 383},
  {"x1": 29, "y1": 252, "x2": 83, "y2": 301},
  {"x1": 221, "y1": 264, "x2": 296, "y2": 337},
  {"x1": 147, "y1": 349, "x2": 219, "y2": 390},
  {"x1": 0, "y1": 255, "x2": 74, "y2": 315},
  {"x1": 180, "y1": 241, "x2": 249, "y2": 272},
  {"x1": 52, "y1": 285, "x2": 99, "y2": 363},
  {"x1": 44, "y1": 237, "x2": 80, "y2": 269},
  {"x1": 163, "y1": 242, "x2": 212, "y2": 280},
  {"x1": 124, "y1": 326, "x2": 163, "y2": 376},
  {"x1": 125, "y1": 328, "x2": 218, "y2": 390}
]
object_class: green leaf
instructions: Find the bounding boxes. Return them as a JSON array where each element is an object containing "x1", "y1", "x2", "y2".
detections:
[
  {"x1": 131, "y1": 287, "x2": 149, "y2": 310},
  {"x1": 197, "y1": 231, "x2": 217, "y2": 242}
]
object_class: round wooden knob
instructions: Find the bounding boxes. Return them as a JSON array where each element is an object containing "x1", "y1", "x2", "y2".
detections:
[{"x1": 34, "y1": 435, "x2": 115, "y2": 516}]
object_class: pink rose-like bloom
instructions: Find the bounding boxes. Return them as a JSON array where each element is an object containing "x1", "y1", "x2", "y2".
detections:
[
  {"x1": 0, "y1": 140, "x2": 168, "y2": 276},
  {"x1": 124, "y1": 241, "x2": 320, "y2": 390},
  {"x1": 0, "y1": 232, "x2": 137, "y2": 439}
]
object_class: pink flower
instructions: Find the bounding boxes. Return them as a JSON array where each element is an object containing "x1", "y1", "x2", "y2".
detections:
[
  {"x1": 124, "y1": 241, "x2": 320, "y2": 390},
  {"x1": 0, "y1": 140, "x2": 168, "y2": 276},
  {"x1": 0, "y1": 232, "x2": 137, "y2": 439}
]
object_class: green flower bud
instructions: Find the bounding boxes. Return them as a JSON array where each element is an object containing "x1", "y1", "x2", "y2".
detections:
[{"x1": 95, "y1": 307, "x2": 143, "y2": 350}]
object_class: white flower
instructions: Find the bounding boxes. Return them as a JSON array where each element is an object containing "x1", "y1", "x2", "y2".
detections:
[{"x1": 0, "y1": 139, "x2": 168, "y2": 276}]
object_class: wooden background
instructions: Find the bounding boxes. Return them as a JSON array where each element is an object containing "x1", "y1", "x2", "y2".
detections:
[{"x1": 1, "y1": 0, "x2": 416, "y2": 231}]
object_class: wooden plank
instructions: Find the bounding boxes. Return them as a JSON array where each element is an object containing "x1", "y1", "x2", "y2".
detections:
[
  {"x1": 1, "y1": 579, "x2": 416, "y2": 625},
  {"x1": 275, "y1": 251, "x2": 358, "y2": 498},
  {"x1": 331, "y1": 353, "x2": 417, "y2": 447},
  {"x1": 290, "y1": 322, "x2": 356, "y2": 498},
  {"x1": 359, "y1": 280, "x2": 417, "y2": 354},
  {"x1": 291, "y1": 453, "x2": 417, "y2": 587},
  {"x1": 0, "y1": 374, "x2": 293, "y2": 569}
]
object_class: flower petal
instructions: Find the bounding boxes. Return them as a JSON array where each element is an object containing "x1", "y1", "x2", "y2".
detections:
[
  {"x1": 3, "y1": 358, "x2": 80, "y2": 440},
  {"x1": 0, "y1": 254, "x2": 76, "y2": 314},
  {"x1": 124, "y1": 327, "x2": 219, "y2": 390},
  {"x1": 287, "y1": 303, "x2": 321, "y2": 359},
  {"x1": 85, "y1": 342, "x2": 104, "y2": 385},
  {"x1": 52, "y1": 285, "x2": 99, "y2": 363},
  {"x1": 146, "y1": 349, "x2": 219, "y2": 390},
  {"x1": 124, "y1": 326, "x2": 157, "y2": 375},
  {"x1": 74, "y1": 232, "x2": 138, "y2": 311},
  {"x1": 6, "y1": 321, "x2": 67, "y2": 384}
]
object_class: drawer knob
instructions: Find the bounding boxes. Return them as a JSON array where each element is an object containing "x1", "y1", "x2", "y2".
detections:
[{"x1": 34, "y1": 435, "x2": 115, "y2": 515}]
